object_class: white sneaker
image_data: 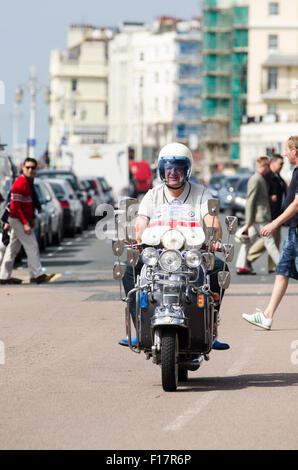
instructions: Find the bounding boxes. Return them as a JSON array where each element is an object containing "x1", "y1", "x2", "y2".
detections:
[{"x1": 242, "y1": 309, "x2": 272, "y2": 330}]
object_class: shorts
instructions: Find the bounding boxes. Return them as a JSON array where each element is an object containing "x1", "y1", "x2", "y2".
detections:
[{"x1": 275, "y1": 228, "x2": 298, "y2": 280}]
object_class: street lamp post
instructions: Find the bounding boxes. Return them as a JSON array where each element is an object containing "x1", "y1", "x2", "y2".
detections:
[
  {"x1": 136, "y1": 83, "x2": 143, "y2": 161},
  {"x1": 10, "y1": 102, "x2": 22, "y2": 151},
  {"x1": 17, "y1": 67, "x2": 50, "y2": 159}
]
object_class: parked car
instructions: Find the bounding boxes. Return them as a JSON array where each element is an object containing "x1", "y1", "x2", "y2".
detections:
[
  {"x1": 33, "y1": 178, "x2": 53, "y2": 248},
  {"x1": 129, "y1": 161, "x2": 152, "y2": 195},
  {"x1": 97, "y1": 176, "x2": 115, "y2": 206},
  {"x1": 46, "y1": 178, "x2": 84, "y2": 236},
  {"x1": 79, "y1": 178, "x2": 96, "y2": 223},
  {"x1": 79, "y1": 177, "x2": 108, "y2": 222},
  {"x1": 229, "y1": 175, "x2": 251, "y2": 219},
  {"x1": 0, "y1": 153, "x2": 17, "y2": 218},
  {"x1": 218, "y1": 175, "x2": 244, "y2": 212},
  {"x1": 34, "y1": 208, "x2": 48, "y2": 251},
  {"x1": 37, "y1": 170, "x2": 89, "y2": 228},
  {"x1": 34, "y1": 178, "x2": 64, "y2": 246},
  {"x1": 208, "y1": 173, "x2": 226, "y2": 198}
]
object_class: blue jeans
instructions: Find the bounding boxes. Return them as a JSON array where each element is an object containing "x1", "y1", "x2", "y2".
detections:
[
  {"x1": 275, "y1": 228, "x2": 298, "y2": 280},
  {"x1": 122, "y1": 256, "x2": 228, "y2": 327}
]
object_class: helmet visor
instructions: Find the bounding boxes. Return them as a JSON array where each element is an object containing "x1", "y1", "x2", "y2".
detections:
[{"x1": 158, "y1": 157, "x2": 191, "y2": 187}]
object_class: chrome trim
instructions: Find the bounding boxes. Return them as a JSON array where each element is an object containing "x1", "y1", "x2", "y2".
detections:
[
  {"x1": 151, "y1": 305, "x2": 188, "y2": 328},
  {"x1": 125, "y1": 283, "x2": 151, "y2": 353},
  {"x1": 179, "y1": 356, "x2": 204, "y2": 368}
]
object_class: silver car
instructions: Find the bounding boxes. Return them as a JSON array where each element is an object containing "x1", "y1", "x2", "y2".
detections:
[
  {"x1": 34, "y1": 178, "x2": 64, "y2": 245},
  {"x1": 46, "y1": 178, "x2": 84, "y2": 237}
]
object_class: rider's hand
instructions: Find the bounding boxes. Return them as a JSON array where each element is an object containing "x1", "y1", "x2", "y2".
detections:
[
  {"x1": 124, "y1": 239, "x2": 142, "y2": 251},
  {"x1": 210, "y1": 240, "x2": 222, "y2": 252}
]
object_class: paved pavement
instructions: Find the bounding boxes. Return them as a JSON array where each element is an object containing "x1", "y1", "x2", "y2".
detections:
[{"x1": 0, "y1": 225, "x2": 297, "y2": 450}]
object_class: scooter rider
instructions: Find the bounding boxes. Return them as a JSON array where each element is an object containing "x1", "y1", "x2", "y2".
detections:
[{"x1": 120, "y1": 142, "x2": 229, "y2": 350}]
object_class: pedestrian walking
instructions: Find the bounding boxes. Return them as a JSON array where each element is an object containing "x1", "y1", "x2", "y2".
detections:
[
  {"x1": 246, "y1": 154, "x2": 287, "y2": 273},
  {"x1": 242, "y1": 136, "x2": 298, "y2": 329},
  {"x1": 0, "y1": 157, "x2": 55, "y2": 284},
  {"x1": 235, "y1": 156, "x2": 280, "y2": 274}
]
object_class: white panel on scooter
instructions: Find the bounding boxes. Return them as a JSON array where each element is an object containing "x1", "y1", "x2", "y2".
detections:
[
  {"x1": 142, "y1": 226, "x2": 162, "y2": 246},
  {"x1": 183, "y1": 226, "x2": 205, "y2": 247}
]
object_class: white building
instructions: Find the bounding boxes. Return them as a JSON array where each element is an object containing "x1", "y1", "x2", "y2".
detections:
[
  {"x1": 48, "y1": 25, "x2": 113, "y2": 164},
  {"x1": 240, "y1": 0, "x2": 298, "y2": 178},
  {"x1": 108, "y1": 18, "x2": 201, "y2": 163}
]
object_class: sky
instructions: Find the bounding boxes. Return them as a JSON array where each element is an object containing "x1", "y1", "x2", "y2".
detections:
[{"x1": 0, "y1": 0, "x2": 202, "y2": 159}]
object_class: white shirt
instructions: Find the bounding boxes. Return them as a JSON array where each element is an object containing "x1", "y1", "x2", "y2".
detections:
[{"x1": 138, "y1": 181, "x2": 212, "y2": 227}]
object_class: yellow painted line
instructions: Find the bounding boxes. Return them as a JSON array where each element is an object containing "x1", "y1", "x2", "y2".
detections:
[
  {"x1": 21, "y1": 273, "x2": 62, "y2": 284},
  {"x1": 49, "y1": 273, "x2": 62, "y2": 282}
]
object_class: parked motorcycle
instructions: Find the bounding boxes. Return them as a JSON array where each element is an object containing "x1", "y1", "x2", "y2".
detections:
[{"x1": 111, "y1": 198, "x2": 238, "y2": 391}]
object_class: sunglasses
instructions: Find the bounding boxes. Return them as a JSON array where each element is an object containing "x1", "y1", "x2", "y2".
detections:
[
  {"x1": 24, "y1": 166, "x2": 36, "y2": 170},
  {"x1": 289, "y1": 136, "x2": 298, "y2": 149}
]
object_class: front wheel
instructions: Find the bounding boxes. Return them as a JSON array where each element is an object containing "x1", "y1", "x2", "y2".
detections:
[{"x1": 161, "y1": 330, "x2": 179, "y2": 392}]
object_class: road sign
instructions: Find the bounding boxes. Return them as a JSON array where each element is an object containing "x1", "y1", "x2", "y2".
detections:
[{"x1": 27, "y1": 138, "x2": 36, "y2": 147}]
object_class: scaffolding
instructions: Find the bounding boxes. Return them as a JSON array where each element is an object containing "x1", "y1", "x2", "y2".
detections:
[
  {"x1": 174, "y1": 32, "x2": 202, "y2": 142},
  {"x1": 201, "y1": 0, "x2": 248, "y2": 168}
]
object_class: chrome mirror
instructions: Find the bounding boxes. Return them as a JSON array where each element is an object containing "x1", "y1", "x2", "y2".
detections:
[
  {"x1": 126, "y1": 202, "x2": 139, "y2": 242},
  {"x1": 207, "y1": 198, "x2": 220, "y2": 217},
  {"x1": 205, "y1": 226, "x2": 219, "y2": 244},
  {"x1": 225, "y1": 216, "x2": 238, "y2": 235},
  {"x1": 218, "y1": 271, "x2": 231, "y2": 289},
  {"x1": 119, "y1": 197, "x2": 138, "y2": 211},
  {"x1": 127, "y1": 248, "x2": 139, "y2": 267},
  {"x1": 222, "y1": 243, "x2": 234, "y2": 263},
  {"x1": 112, "y1": 240, "x2": 124, "y2": 257},
  {"x1": 202, "y1": 252, "x2": 215, "y2": 271},
  {"x1": 117, "y1": 198, "x2": 139, "y2": 241},
  {"x1": 113, "y1": 262, "x2": 127, "y2": 280}
]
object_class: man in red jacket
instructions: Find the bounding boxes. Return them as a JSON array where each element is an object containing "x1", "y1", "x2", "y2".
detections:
[{"x1": 0, "y1": 158, "x2": 55, "y2": 284}]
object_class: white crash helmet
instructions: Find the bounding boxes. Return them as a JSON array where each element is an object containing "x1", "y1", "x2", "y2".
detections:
[{"x1": 158, "y1": 142, "x2": 193, "y2": 189}]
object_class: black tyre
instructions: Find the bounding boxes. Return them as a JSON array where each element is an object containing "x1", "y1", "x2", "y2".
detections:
[
  {"x1": 161, "y1": 330, "x2": 179, "y2": 392},
  {"x1": 47, "y1": 223, "x2": 53, "y2": 246},
  {"x1": 53, "y1": 224, "x2": 63, "y2": 245},
  {"x1": 178, "y1": 367, "x2": 188, "y2": 382}
]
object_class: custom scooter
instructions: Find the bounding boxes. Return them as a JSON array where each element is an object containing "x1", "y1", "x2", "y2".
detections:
[{"x1": 112, "y1": 198, "x2": 238, "y2": 391}]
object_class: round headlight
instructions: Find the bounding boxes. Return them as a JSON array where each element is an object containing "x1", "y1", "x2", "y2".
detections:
[
  {"x1": 142, "y1": 247, "x2": 158, "y2": 266},
  {"x1": 159, "y1": 250, "x2": 182, "y2": 272},
  {"x1": 161, "y1": 229, "x2": 185, "y2": 250},
  {"x1": 185, "y1": 249, "x2": 202, "y2": 268}
]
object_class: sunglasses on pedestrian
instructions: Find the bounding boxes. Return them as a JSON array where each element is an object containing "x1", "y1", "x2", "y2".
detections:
[{"x1": 24, "y1": 166, "x2": 36, "y2": 170}]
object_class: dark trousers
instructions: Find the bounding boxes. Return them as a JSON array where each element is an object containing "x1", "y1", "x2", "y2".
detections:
[{"x1": 122, "y1": 256, "x2": 228, "y2": 327}]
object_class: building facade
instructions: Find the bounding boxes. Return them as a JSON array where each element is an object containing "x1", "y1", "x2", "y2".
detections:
[
  {"x1": 48, "y1": 25, "x2": 113, "y2": 164},
  {"x1": 240, "y1": 0, "x2": 298, "y2": 176},
  {"x1": 201, "y1": 0, "x2": 248, "y2": 174},
  {"x1": 108, "y1": 17, "x2": 202, "y2": 164}
]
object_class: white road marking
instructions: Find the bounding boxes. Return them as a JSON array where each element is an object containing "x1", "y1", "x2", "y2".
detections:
[
  {"x1": 163, "y1": 346, "x2": 256, "y2": 432},
  {"x1": 164, "y1": 392, "x2": 218, "y2": 432},
  {"x1": 225, "y1": 346, "x2": 255, "y2": 376}
]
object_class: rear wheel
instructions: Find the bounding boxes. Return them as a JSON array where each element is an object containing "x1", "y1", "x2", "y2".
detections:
[{"x1": 161, "y1": 330, "x2": 179, "y2": 392}]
